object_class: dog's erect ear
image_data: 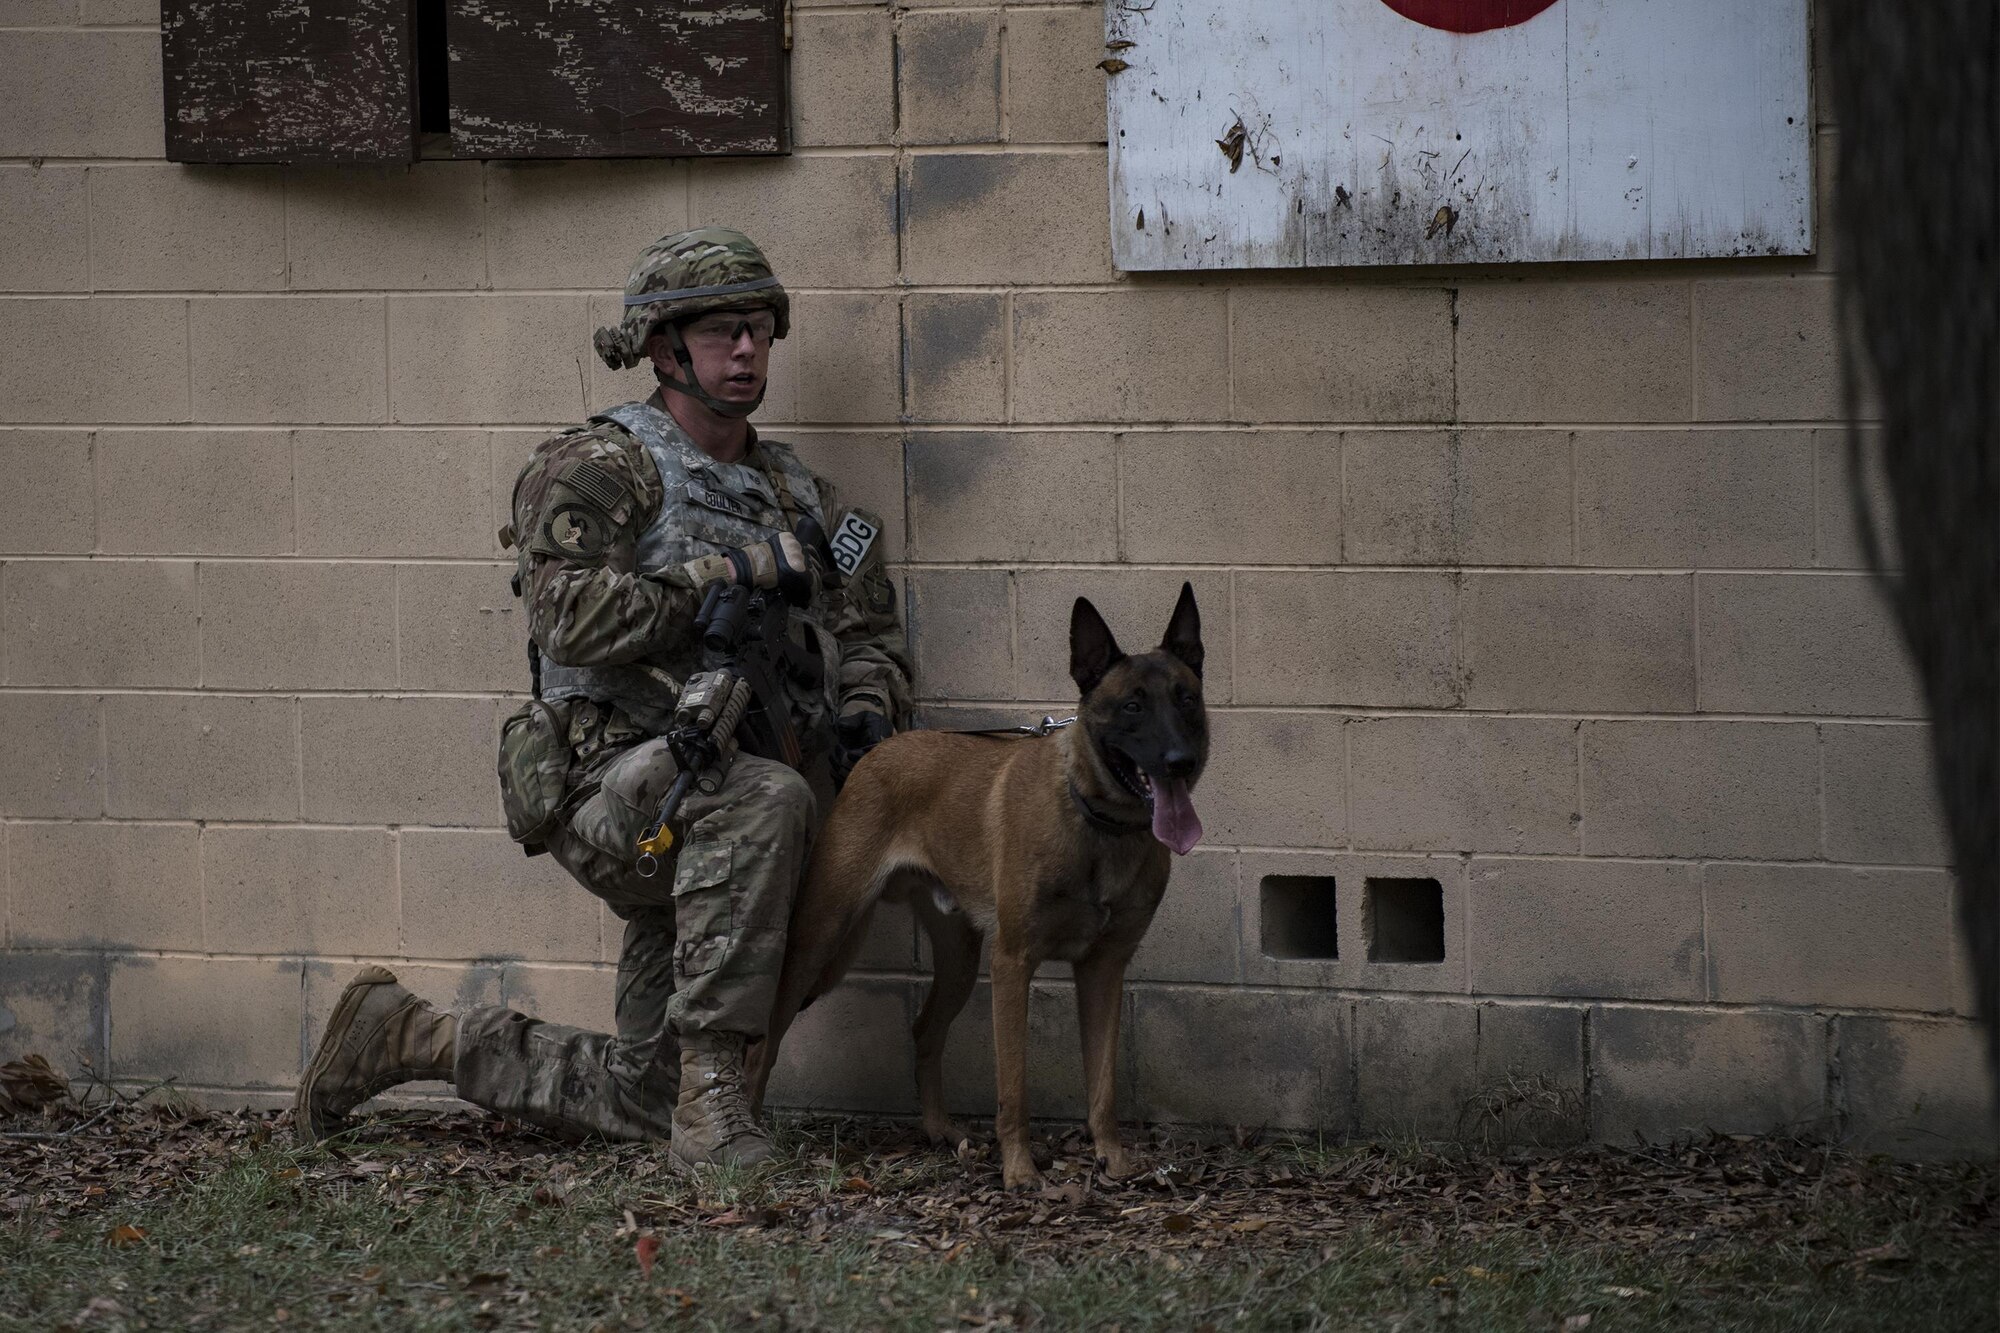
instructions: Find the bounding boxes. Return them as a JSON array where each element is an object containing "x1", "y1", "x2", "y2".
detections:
[
  {"x1": 1069, "y1": 597, "x2": 1125, "y2": 697},
  {"x1": 1161, "y1": 581, "x2": 1203, "y2": 677}
]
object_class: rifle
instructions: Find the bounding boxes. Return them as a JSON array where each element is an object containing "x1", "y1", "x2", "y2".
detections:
[{"x1": 633, "y1": 524, "x2": 829, "y2": 878}]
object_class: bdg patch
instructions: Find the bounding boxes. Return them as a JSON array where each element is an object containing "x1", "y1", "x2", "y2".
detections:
[{"x1": 544, "y1": 503, "x2": 608, "y2": 557}]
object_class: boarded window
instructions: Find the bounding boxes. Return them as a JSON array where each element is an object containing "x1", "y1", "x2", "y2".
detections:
[{"x1": 161, "y1": 1, "x2": 788, "y2": 165}]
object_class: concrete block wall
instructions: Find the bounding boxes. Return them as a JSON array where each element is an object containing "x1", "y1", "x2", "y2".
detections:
[{"x1": 0, "y1": 1, "x2": 1990, "y2": 1157}]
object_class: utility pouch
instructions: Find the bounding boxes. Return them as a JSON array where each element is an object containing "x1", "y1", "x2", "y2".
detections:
[{"x1": 497, "y1": 698, "x2": 572, "y2": 854}]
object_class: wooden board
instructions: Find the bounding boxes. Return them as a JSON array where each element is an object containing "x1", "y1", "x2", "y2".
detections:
[
  {"x1": 161, "y1": 0, "x2": 416, "y2": 164},
  {"x1": 1107, "y1": 0, "x2": 1814, "y2": 269},
  {"x1": 447, "y1": 0, "x2": 788, "y2": 159}
]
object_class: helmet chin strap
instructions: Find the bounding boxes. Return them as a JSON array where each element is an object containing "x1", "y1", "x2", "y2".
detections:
[{"x1": 656, "y1": 323, "x2": 765, "y2": 419}]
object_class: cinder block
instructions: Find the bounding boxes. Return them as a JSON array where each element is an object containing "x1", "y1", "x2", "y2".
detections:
[
  {"x1": 82, "y1": 0, "x2": 157, "y2": 22},
  {"x1": 904, "y1": 293, "x2": 1006, "y2": 424},
  {"x1": 2, "y1": 2, "x2": 79, "y2": 23},
  {"x1": 940, "y1": 979, "x2": 1117, "y2": 1123},
  {"x1": 485, "y1": 160, "x2": 684, "y2": 290},
  {"x1": 1462, "y1": 573, "x2": 1694, "y2": 711},
  {"x1": 1592, "y1": 1006, "x2": 1828, "y2": 1143},
  {"x1": 1127, "y1": 849, "x2": 1240, "y2": 984},
  {"x1": 285, "y1": 163, "x2": 484, "y2": 290},
  {"x1": 909, "y1": 431, "x2": 1116, "y2": 562},
  {"x1": 0, "y1": 952, "x2": 109, "y2": 1074},
  {"x1": 1705, "y1": 863, "x2": 1956, "y2": 1010},
  {"x1": 103, "y1": 693, "x2": 298, "y2": 821},
  {"x1": 1839, "y1": 1017, "x2": 1998, "y2": 1159},
  {"x1": 498, "y1": 962, "x2": 616, "y2": 1030},
  {"x1": 1581, "y1": 720, "x2": 1819, "y2": 858},
  {"x1": 401, "y1": 828, "x2": 603, "y2": 963},
  {"x1": 1821, "y1": 723, "x2": 1949, "y2": 865},
  {"x1": 1576, "y1": 429, "x2": 1815, "y2": 568},
  {"x1": 0, "y1": 297, "x2": 188, "y2": 424},
  {"x1": 1456, "y1": 281, "x2": 1692, "y2": 424},
  {"x1": 1354, "y1": 998, "x2": 1480, "y2": 1137},
  {"x1": 9, "y1": 821, "x2": 200, "y2": 950},
  {"x1": 898, "y1": 11, "x2": 1001, "y2": 144},
  {"x1": 791, "y1": 11, "x2": 895, "y2": 147},
  {"x1": 389, "y1": 295, "x2": 590, "y2": 426},
  {"x1": 398, "y1": 563, "x2": 522, "y2": 693},
  {"x1": 1814, "y1": 427, "x2": 1899, "y2": 569},
  {"x1": 907, "y1": 568, "x2": 1012, "y2": 700},
  {"x1": 203, "y1": 826, "x2": 397, "y2": 956},
  {"x1": 903, "y1": 152, "x2": 1112, "y2": 284},
  {"x1": 97, "y1": 429, "x2": 293, "y2": 555},
  {"x1": 688, "y1": 155, "x2": 898, "y2": 289},
  {"x1": 190, "y1": 296, "x2": 386, "y2": 425},
  {"x1": 1013, "y1": 290, "x2": 1230, "y2": 424},
  {"x1": 295, "y1": 429, "x2": 493, "y2": 558},
  {"x1": 200, "y1": 560, "x2": 396, "y2": 690},
  {"x1": 0, "y1": 31, "x2": 163, "y2": 157},
  {"x1": 88, "y1": 165, "x2": 286, "y2": 290},
  {"x1": 1698, "y1": 573, "x2": 1921, "y2": 717},
  {"x1": 1467, "y1": 857, "x2": 1701, "y2": 1000},
  {"x1": 1121, "y1": 430, "x2": 1340, "y2": 565},
  {"x1": 1132, "y1": 985, "x2": 1350, "y2": 1130},
  {"x1": 1350, "y1": 716, "x2": 1578, "y2": 854},
  {"x1": 0, "y1": 430, "x2": 93, "y2": 553},
  {"x1": 783, "y1": 431, "x2": 908, "y2": 561},
  {"x1": 1235, "y1": 571, "x2": 1455, "y2": 707},
  {"x1": 300, "y1": 695, "x2": 500, "y2": 827},
  {"x1": 3, "y1": 559, "x2": 198, "y2": 687},
  {"x1": 1239, "y1": 850, "x2": 1469, "y2": 994},
  {"x1": 1472, "y1": 1003, "x2": 1587, "y2": 1144},
  {"x1": 1694, "y1": 277, "x2": 1843, "y2": 422},
  {"x1": 1343, "y1": 429, "x2": 1571, "y2": 566},
  {"x1": 1006, "y1": 7, "x2": 1108, "y2": 143},
  {"x1": 764, "y1": 977, "x2": 916, "y2": 1115},
  {"x1": 1233, "y1": 287, "x2": 1454, "y2": 424},
  {"x1": 0, "y1": 692, "x2": 100, "y2": 818},
  {"x1": 0, "y1": 165, "x2": 88, "y2": 290},
  {"x1": 786, "y1": 291, "x2": 903, "y2": 424},
  {"x1": 1014, "y1": 567, "x2": 1232, "y2": 703},
  {"x1": 110, "y1": 956, "x2": 303, "y2": 1088},
  {"x1": 1199, "y1": 710, "x2": 1345, "y2": 849}
]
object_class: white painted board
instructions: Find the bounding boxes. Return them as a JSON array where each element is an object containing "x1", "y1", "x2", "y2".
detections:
[{"x1": 1106, "y1": 0, "x2": 1814, "y2": 269}]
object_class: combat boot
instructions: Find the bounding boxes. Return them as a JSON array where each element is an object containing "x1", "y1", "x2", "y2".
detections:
[
  {"x1": 295, "y1": 966, "x2": 457, "y2": 1144},
  {"x1": 669, "y1": 1034, "x2": 775, "y2": 1171}
]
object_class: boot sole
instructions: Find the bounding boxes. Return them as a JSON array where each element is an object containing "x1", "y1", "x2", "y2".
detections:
[{"x1": 294, "y1": 964, "x2": 400, "y2": 1145}]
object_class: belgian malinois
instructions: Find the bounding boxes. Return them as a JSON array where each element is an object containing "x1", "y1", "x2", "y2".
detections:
[{"x1": 748, "y1": 584, "x2": 1209, "y2": 1189}]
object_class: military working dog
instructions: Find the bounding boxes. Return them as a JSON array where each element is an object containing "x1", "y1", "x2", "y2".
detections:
[{"x1": 748, "y1": 585, "x2": 1209, "y2": 1189}]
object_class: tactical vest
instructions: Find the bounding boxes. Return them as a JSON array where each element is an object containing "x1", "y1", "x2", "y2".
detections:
[{"x1": 536, "y1": 401, "x2": 843, "y2": 747}]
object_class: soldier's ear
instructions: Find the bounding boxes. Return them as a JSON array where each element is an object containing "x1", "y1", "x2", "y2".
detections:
[
  {"x1": 1070, "y1": 597, "x2": 1125, "y2": 697},
  {"x1": 1161, "y1": 581, "x2": 1203, "y2": 678}
]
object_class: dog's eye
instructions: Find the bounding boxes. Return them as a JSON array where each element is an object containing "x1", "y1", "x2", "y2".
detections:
[
  {"x1": 1177, "y1": 690, "x2": 1198, "y2": 710},
  {"x1": 1121, "y1": 698, "x2": 1144, "y2": 714}
]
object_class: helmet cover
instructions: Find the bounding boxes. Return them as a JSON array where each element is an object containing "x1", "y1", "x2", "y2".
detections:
[{"x1": 592, "y1": 227, "x2": 791, "y2": 371}]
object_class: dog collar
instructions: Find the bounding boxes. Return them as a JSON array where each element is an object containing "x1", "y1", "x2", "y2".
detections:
[{"x1": 1068, "y1": 781, "x2": 1150, "y2": 835}]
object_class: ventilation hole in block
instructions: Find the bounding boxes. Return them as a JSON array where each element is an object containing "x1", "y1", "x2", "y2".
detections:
[
  {"x1": 1364, "y1": 877, "x2": 1445, "y2": 963},
  {"x1": 1259, "y1": 874, "x2": 1338, "y2": 960}
]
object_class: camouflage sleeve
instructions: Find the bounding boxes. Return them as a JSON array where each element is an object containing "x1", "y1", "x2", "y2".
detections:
[
  {"x1": 814, "y1": 477, "x2": 914, "y2": 726},
  {"x1": 510, "y1": 424, "x2": 702, "y2": 668}
]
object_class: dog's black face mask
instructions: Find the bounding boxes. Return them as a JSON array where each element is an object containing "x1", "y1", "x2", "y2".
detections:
[{"x1": 1069, "y1": 583, "x2": 1209, "y2": 854}]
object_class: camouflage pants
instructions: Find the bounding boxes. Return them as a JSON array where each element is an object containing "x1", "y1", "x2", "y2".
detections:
[{"x1": 455, "y1": 729, "x2": 816, "y2": 1141}]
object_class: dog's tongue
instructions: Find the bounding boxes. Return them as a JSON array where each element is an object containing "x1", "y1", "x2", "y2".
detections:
[{"x1": 1150, "y1": 777, "x2": 1203, "y2": 855}]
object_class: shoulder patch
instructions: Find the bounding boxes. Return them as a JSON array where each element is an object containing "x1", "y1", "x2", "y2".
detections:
[
  {"x1": 829, "y1": 508, "x2": 883, "y2": 578},
  {"x1": 558, "y1": 459, "x2": 632, "y2": 524},
  {"x1": 543, "y1": 503, "x2": 610, "y2": 559}
]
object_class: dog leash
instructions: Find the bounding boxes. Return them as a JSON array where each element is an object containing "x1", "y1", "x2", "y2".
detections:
[
  {"x1": 946, "y1": 714, "x2": 1076, "y2": 739},
  {"x1": 939, "y1": 715, "x2": 1149, "y2": 834}
]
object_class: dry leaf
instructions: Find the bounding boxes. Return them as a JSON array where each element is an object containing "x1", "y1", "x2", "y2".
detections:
[
  {"x1": 0, "y1": 1054, "x2": 69, "y2": 1114},
  {"x1": 1561, "y1": 1317, "x2": 1593, "y2": 1332},
  {"x1": 1598, "y1": 1285, "x2": 1649, "y2": 1298},
  {"x1": 1096, "y1": 58, "x2": 1130, "y2": 74},
  {"x1": 107, "y1": 1223, "x2": 146, "y2": 1247},
  {"x1": 1161, "y1": 1213, "x2": 1194, "y2": 1234},
  {"x1": 1106, "y1": 39, "x2": 1136, "y2": 50},
  {"x1": 634, "y1": 1234, "x2": 660, "y2": 1278},
  {"x1": 1216, "y1": 120, "x2": 1247, "y2": 173}
]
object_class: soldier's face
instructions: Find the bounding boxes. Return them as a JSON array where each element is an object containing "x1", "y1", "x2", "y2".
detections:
[{"x1": 664, "y1": 310, "x2": 773, "y2": 411}]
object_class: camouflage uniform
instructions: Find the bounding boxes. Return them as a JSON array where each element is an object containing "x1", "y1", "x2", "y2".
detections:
[{"x1": 448, "y1": 245, "x2": 910, "y2": 1142}]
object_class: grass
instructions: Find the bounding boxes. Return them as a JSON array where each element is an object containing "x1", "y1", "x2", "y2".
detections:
[{"x1": 2, "y1": 1105, "x2": 1995, "y2": 1332}]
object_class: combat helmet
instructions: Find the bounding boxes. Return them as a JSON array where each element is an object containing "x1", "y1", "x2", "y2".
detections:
[{"x1": 592, "y1": 227, "x2": 790, "y2": 418}]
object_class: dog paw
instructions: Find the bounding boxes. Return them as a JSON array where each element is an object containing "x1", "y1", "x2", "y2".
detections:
[
  {"x1": 1095, "y1": 1147, "x2": 1135, "y2": 1180},
  {"x1": 1002, "y1": 1164, "x2": 1045, "y2": 1192}
]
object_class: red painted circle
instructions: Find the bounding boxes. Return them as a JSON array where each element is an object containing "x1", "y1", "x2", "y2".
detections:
[{"x1": 1379, "y1": 0, "x2": 1559, "y2": 34}]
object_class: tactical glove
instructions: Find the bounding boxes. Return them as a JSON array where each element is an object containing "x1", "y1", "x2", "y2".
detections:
[
  {"x1": 681, "y1": 533, "x2": 818, "y2": 607},
  {"x1": 831, "y1": 708, "x2": 895, "y2": 787}
]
